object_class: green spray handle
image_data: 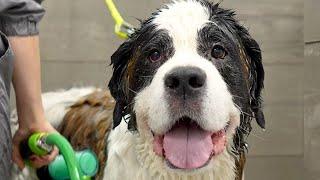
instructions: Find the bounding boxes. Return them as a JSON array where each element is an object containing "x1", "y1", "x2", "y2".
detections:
[
  {"x1": 23, "y1": 133, "x2": 98, "y2": 180},
  {"x1": 48, "y1": 150, "x2": 98, "y2": 180}
]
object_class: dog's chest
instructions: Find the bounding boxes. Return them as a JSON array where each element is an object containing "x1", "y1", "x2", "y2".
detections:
[
  {"x1": 103, "y1": 122, "x2": 237, "y2": 180},
  {"x1": 103, "y1": 122, "x2": 147, "y2": 179}
]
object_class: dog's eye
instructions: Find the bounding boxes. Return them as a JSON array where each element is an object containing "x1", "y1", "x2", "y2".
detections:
[
  {"x1": 211, "y1": 45, "x2": 227, "y2": 59},
  {"x1": 148, "y1": 50, "x2": 162, "y2": 62}
]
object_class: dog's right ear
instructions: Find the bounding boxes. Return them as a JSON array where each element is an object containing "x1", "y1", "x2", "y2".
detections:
[
  {"x1": 236, "y1": 25, "x2": 265, "y2": 129},
  {"x1": 108, "y1": 39, "x2": 134, "y2": 128}
]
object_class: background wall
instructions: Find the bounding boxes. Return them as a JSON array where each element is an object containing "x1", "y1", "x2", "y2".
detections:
[
  {"x1": 35, "y1": 0, "x2": 304, "y2": 179},
  {"x1": 305, "y1": 0, "x2": 320, "y2": 179}
]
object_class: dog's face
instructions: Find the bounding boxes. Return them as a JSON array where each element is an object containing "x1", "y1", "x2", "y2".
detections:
[{"x1": 109, "y1": 0, "x2": 264, "y2": 172}]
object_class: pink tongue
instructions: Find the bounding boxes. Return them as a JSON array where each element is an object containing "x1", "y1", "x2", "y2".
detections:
[{"x1": 163, "y1": 122, "x2": 213, "y2": 169}]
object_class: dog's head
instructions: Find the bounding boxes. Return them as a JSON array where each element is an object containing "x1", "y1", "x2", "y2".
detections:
[{"x1": 109, "y1": 0, "x2": 264, "y2": 173}]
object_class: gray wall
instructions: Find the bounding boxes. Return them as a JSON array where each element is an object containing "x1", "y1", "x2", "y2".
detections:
[
  {"x1": 305, "y1": 0, "x2": 320, "y2": 179},
  {"x1": 37, "y1": 0, "x2": 305, "y2": 179}
]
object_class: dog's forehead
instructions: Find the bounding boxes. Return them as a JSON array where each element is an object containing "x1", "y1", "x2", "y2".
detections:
[{"x1": 153, "y1": 0, "x2": 210, "y2": 50}]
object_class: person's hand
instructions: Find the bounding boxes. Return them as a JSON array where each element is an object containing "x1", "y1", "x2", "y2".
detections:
[{"x1": 12, "y1": 120, "x2": 59, "y2": 169}]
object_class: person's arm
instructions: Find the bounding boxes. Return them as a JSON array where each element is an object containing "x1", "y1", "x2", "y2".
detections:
[
  {"x1": 0, "y1": 0, "x2": 58, "y2": 169},
  {"x1": 10, "y1": 36, "x2": 58, "y2": 169}
]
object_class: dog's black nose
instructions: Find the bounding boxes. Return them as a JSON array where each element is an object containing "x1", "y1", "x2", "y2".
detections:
[{"x1": 164, "y1": 67, "x2": 206, "y2": 97}]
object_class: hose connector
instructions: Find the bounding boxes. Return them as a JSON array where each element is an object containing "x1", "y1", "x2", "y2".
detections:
[{"x1": 105, "y1": 0, "x2": 135, "y2": 39}]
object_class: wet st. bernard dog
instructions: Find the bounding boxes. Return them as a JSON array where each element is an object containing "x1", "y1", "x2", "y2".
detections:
[{"x1": 12, "y1": 0, "x2": 265, "y2": 179}]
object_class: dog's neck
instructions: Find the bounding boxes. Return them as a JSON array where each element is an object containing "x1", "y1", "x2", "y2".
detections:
[{"x1": 104, "y1": 119, "x2": 237, "y2": 180}]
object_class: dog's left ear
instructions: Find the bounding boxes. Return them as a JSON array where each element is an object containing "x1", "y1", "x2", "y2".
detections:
[
  {"x1": 108, "y1": 39, "x2": 134, "y2": 129},
  {"x1": 237, "y1": 26, "x2": 265, "y2": 129}
]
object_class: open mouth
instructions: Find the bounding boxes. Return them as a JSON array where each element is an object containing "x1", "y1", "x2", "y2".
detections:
[{"x1": 153, "y1": 117, "x2": 228, "y2": 170}]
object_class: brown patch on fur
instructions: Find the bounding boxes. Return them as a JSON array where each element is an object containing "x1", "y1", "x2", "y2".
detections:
[
  {"x1": 125, "y1": 59, "x2": 136, "y2": 96},
  {"x1": 124, "y1": 52, "x2": 140, "y2": 99},
  {"x1": 235, "y1": 152, "x2": 246, "y2": 180},
  {"x1": 239, "y1": 45, "x2": 250, "y2": 80},
  {"x1": 58, "y1": 90, "x2": 115, "y2": 179}
]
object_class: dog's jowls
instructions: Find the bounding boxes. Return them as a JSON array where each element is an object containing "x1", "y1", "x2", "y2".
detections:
[{"x1": 11, "y1": 0, "x2": 264, "y2": 180}]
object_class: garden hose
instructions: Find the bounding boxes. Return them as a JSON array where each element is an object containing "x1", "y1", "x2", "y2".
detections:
[{"x1": 45, "y1": 133, "x2": 83, "y2": 180}]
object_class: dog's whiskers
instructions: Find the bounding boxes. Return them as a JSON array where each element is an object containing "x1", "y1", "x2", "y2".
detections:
[
  {"x1": 126, "y1": 101, "x2": 135, "y2": 107},
  {"x1": 234, "y1": 103, "x2": 255, "y2": 118},
  {"x1": 238, "y1": 126, "x2": 266, "y2": 141},
  {"x1": 236, "y1": 128, "x2": 241, "y2": 150},
  {"x1": 232, "y1": 95, "x2": 245, "y2": 100},
  {"x1": 233, "y1": 103, "x2": 265, "y2": 141},
  {"x1": 140, "y1": 75, "x2": 154, "y2": 78},
  {"x1": 127, "y1": 87, "x2": 138, "y2": 94}
]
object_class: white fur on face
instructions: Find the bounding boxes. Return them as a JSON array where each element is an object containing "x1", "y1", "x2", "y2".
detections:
[
  {"x1": 135, "y1": 52, "x2": 239, "y2": 135},
  {"x1": 134, "y1": 0, "x2": 240, "y2": 135},
  {"x1": 154, "y1": 0, "x2": 210, "y2": 52}
]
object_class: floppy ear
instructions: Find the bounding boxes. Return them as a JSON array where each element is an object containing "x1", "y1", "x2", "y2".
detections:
[
  {"x1": 108, "y1": 40, "x2": 134, "y2": 128},
  {"x1": 237, "y1": 26, "x2": 265, "y2": 129}
]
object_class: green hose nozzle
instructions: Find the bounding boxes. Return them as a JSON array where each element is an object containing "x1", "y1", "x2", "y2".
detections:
[
  {"x1": 28, "y1": 133, "x2": 53, "y2": 156},
  {"x1": 23, "y1": 133, "x2": 99, "y2": 180}
]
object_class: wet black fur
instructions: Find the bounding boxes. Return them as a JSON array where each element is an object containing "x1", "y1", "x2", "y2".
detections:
[
  {"x1": 108, "y1": 22, "x2": 174, "y2": 130},
  {"x1": 197, "y1": 2, "x2": 265, "y2": 152},
  {"x1": 108, "y1": 0, "x2": 264, "y2": 154}
]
